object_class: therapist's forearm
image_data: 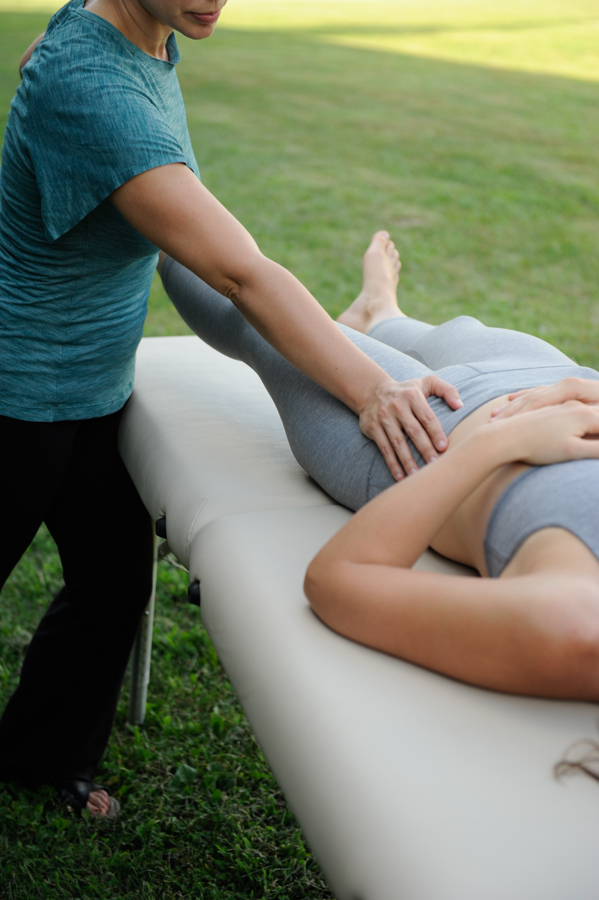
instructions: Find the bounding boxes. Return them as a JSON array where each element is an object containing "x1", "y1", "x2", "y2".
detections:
[
  {"x1": 215, "y1": 253, "x2": 390, "y2": 414},
  {"x1": 111, "y1": 166, "x2": 390, "y2": 415},
  {"x1": 112, "y1": 163, "x2": 466, "y2": 480}
]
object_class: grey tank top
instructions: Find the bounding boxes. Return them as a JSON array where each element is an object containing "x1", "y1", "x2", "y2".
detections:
[
  {"x1": 484, "y1": 460, "x2": 599, "y2": 577},
  {"x1": 423, "y1": 361, "x2": 599, "y2": 577}
]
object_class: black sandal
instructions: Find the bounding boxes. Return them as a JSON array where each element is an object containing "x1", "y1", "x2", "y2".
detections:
[{"x1": 60, "y1": 778, "x2": 121, "y2": 818}]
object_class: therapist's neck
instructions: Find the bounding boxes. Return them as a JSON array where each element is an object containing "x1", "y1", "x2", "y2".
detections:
[{"x1": 84, "y1": 0, "x2": 172, "y2": 60}]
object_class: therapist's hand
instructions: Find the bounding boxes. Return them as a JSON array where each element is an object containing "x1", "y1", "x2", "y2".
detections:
[
  {"x1": 112, "y1": 163, "x2": 460, "y2": 481},
  {"x1": 358, "y1": 375, "x2": 463, "y2": 478}
]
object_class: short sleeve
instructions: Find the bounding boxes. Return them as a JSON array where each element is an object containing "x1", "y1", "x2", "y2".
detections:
[{"x1": 28, "y1": 57, "x2": 191, "y2": 241}]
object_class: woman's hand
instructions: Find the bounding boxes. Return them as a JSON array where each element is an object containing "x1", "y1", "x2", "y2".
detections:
[
  {"x1": 490, "y1": 377, "x2": 599, "y2": 420},
  {"x1": 488, "y1": 399, "x2": 599, "y2": 466},
  {"x1": 358, "y1": 375, "x2": 463, "y2": 479}
]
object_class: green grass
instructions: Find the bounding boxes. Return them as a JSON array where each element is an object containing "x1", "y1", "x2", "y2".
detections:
[
  {"x1": 169, "y1": 23, "x2": 599, "y2": 363},
  {"x1": 2, "y1": 2, "x2": 599, "y2": 359},
  {"x1": 1, "y1": 1, "x2": 599, "y2": 896},
  {"x1": 0, "y1": 528, "x2": 331, "y2": 899}
]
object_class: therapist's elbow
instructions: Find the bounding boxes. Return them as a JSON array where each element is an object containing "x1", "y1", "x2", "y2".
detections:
[{"x1": 218, "y1": 249, "x2": 273, "y2": 307}]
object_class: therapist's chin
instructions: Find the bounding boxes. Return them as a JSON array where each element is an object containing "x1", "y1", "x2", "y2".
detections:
[{"x1": 175, "y1": 8, "x2": 224, "y2": 40}]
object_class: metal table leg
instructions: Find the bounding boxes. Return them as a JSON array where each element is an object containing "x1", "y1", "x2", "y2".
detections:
[{"x1": 128, "y1": 530, "x2": 158, "y2": 726}]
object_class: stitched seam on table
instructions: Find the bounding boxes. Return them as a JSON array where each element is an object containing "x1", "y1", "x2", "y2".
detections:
[{"x1": 186, "y1": 498, "x2": 209, "y2": 556}]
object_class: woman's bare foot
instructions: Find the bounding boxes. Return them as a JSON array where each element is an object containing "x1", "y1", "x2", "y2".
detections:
[{"x1": 337, "y1": 231, "x2": 404, "y2": 335}]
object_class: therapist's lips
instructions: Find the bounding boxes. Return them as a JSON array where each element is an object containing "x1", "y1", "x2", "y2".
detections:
[{"x1": 190, "y1": 10, "x2": 221, "y2": 24}]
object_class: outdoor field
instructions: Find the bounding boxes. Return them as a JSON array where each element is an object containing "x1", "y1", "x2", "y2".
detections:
[{"x1": 0, "y1": 1, "x2": 598, "y2": 897}]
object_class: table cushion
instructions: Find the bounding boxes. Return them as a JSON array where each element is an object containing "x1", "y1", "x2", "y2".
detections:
[
  {"x1": 119, "y1": 336, "x2": 334, "y2": 565},
  {"x1": 192, "y1": 506, "x2": 599, "y2": 900}
]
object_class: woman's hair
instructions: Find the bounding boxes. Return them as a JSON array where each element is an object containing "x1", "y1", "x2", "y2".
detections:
[{"x1": 555, "y1": 739, "x2": 599, "y2": 783}]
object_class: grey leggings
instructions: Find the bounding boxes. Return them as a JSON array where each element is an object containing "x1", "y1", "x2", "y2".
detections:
[{"x1": 161, "y1": 258, "x2": 591, "y2": 511}]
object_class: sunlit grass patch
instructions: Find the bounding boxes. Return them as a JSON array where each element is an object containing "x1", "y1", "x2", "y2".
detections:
[
  {"x1": 324, "y1": 20, "x2": 599, "y2": 84},
  {"x1": 3, "y1": 0, "x2": 599, "y2": 82},
  {"x1": 0, "y1": 0, "x2": 59, "y2": 9},
  {"x1": 221, "y1": 0, "x2": 599, "y2": 82}
]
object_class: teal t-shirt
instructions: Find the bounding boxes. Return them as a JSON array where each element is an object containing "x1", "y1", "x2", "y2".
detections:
[{"x1": 0, "y1": 0, "x2": 200, "y2": 421}]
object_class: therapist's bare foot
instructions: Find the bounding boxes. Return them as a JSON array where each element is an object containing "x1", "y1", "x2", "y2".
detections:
[
  {"x1": 87, "y1": 789, "x2": 112, "y2": 817},
  {"x1": 337, "y1": 231, "x2": 404, "y2": 334}
]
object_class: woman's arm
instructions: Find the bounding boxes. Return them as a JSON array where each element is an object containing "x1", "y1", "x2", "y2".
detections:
[
  {"x1": 308, "y1": 425, "x2": 509, "y2": 579},
  {"x1": 110, "y1": 164, "x2": 462, "y2": 480},
  {"x1": 20, "y1": 33, "x2": 45, "y2": 77},
  {"x1": 305, "y1": 404, "x2": 599, "y2": 698},
  {"x1": 491, "y1": 377, "x2": 599, "y2": 419}
]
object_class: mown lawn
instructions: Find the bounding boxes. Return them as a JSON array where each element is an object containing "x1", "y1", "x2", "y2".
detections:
[
  {"x1": 0, "y1": 527, "x2": 327, "y2": 899},
  {"x1": 1, "y1": 1, "x2": 598, "y2": 897}
]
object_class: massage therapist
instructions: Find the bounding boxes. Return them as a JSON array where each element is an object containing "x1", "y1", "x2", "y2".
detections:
[{"x1": 0, "y1": 0, "x2": 461, "y2": 815}]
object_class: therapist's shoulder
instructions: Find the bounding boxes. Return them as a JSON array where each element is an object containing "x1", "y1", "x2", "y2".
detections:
[{"x1": 28, "y1": 0, "x2": 142, "y2": 105}]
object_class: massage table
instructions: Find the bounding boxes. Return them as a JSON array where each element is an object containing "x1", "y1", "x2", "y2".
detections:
[{"x1": 119, "y1": 335, "x2": 599, "y2": 900}]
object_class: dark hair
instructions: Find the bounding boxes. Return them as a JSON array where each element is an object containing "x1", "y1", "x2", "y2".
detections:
[{"x1": 555, "y1": 740, "x2": 599, "y2": 783}]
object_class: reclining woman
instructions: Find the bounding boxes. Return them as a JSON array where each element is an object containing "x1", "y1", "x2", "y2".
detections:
[{"x1": 159, "y1": 232, "x2": 599, "y2": 701}]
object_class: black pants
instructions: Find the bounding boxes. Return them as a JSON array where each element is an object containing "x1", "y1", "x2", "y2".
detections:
[{"x1": 0, "y1": 406, "x2": 153, "y2": 787}]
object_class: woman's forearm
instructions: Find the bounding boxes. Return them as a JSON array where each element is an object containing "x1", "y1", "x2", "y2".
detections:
[
  {"x1": 305, "y1": 423, "x2": 599, "y2": 699},
  {"x1": 305, "y1": 405, "x2": 599, "y2": 698},
  {"x1": 308, "y1": 557, "x2": 599, "y2": 699}
]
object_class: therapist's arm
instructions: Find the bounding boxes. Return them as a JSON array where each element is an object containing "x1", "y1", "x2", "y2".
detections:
[
  {"x1": 111, "y1": 163, "x2": 462, "y2": 479},
  {"x1": 20, "y1": 33, "x2": 45, "y2": 77}
]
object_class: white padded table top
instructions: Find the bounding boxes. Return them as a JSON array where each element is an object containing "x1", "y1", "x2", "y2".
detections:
[
  {"x1": 119, "y1": 336, "x2": 333, "y2": 566},
  {"x1": 120, "y1": 336, "x2": 599, "y2": 900},
  {"x1": 193, "y1": 506, "x2": 599, "y2": 900}
]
